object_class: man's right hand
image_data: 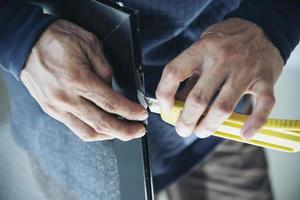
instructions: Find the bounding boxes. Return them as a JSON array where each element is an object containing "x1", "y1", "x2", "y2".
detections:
[{"x1": 20, "y1": 19, "x2": 148, "y2": 142}]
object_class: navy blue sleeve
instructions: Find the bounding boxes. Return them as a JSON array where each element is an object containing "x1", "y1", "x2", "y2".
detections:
[
  {"x1": 0, "y1": 0, "x2": 57, "y2": 80},
  {"x1": 225, "y1": 0, "x2": 300, "y2": 64}
]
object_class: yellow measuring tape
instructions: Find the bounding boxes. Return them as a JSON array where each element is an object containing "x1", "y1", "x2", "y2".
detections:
[{"x1": 158, "y1": 100, "x2": 300, "y2": 153}]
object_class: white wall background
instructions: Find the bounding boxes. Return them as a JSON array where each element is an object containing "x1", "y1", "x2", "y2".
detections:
[{"x1": 266, "y1": 44, "x2": 300, "y2": 200}]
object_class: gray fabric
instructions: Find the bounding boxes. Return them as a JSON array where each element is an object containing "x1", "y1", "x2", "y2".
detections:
[
  {"x1": 4, "y1": 74, "x2": 121, "y2": 200},
  {"x1": 29, "y1": 154, "x2": 79, "y2": 200},
  {"x1": 164, "y1": 140, "x2": 272, "y2": 200}
]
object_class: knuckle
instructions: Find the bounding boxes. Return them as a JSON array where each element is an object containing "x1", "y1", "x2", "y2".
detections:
[
  {"x1": 206, "y1": 67, "x2": 223, "y2": 78},
  {"x1": 215, "y1": 101, "x2": 234, "y2": 115},
  {"x1": 189, "y1": 93, "x2": 209, "y2": 108},
  {"x1": 261, "y1": 92, "x2": 275, "y2": 105},
  {"x1": 93, "y1": 119, "x2": 110, "y2": 133},
  {"x1": 61, "y1": 34, "x2": 76, "y2": 45},
  {"x1": 51, "y1": 90, "x2": 70, "y2": 104},
  {"x1": 216, "y1": 48, "x2": 232, "y2": 65},
  {"x1": 220, "y1": 45, "x2": 233, "y2": 55},
  {"x1": 164, "y1": 63, "x2": 179, "y2": 80},
  {"x1": 86, "y1": 33, "x2": 99, "y2": 45},
  {"x1": 255, "y1": 115, "x2": 268, "y2": 126},
  {"x1": 66, "y1": 70, "x2": 86, "y2": 87},
  {"x1": 186, "y1": 41, "x2": 203, "y2": 56},
  {"x1": 67, "y1": 72, "x2": 95, "y2": 95},
  {"x1": 201, "y1": 35, "x2": 218, "y2": 47},
  {"x1": 68, "y1": 71, "x2": 80, "y2": 82},
  {"x1": 103, "y1": 96, "x2": 119, "y2": 113}
]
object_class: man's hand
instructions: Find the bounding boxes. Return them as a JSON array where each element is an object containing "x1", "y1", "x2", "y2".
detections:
[
  {"x1": 21, "y1": 20, "x2": 148, "y2": 142},
  {"x1": 156, "y1": 18, "x2": 284, "y2": 139}
]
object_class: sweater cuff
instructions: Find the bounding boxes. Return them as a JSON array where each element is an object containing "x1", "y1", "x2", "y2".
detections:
[
  {"x1": 0, "y1": 1, "x2": 57, "y2": 80},
  {"x1": 224, "y1": 0, "x2": 300, "y2": 64}
]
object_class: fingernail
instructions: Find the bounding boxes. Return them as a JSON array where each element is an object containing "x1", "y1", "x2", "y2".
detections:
[
  {"x1": 176, "y1": 127, "x2": 191, "y2": 138},
  {"x1": 195, "y1": 128, "x2": 211, "y2": 138},
  {"x1": 160, "y1": 102, "x2": 172, "y2": 113},
  {"x1": 135, "y1": 129, "x2": 146, "y2": 138},
  {"x1": 242, "y1": 128, "x2": 256, "y2": 140},
  {"x1": 138, "y1": 110, "x2": 149, "y2": 121}
]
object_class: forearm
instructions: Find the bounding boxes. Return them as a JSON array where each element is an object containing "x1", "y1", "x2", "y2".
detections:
[
  {"x1": 225, "y1": 0, "x2": 300, "y2": 63},
  {"x1": 0, "y1": 0, "x2": 56, "y2": 80}
]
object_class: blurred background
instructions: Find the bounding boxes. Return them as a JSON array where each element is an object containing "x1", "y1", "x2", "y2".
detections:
[
  {"x1": 0, "y1": 45, "x2": 299, "y2": 200},
  {"x1": 266, "y1": 44, "x2": 300, "y2": 200}
]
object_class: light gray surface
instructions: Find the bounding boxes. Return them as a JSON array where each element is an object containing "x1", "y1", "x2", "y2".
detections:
[
  {"x1": 0, "y1": 74, "x2": 46, "y2": 200},
  {"x1": 0, "y1": 125, "x2": 46, "y2": 200}
]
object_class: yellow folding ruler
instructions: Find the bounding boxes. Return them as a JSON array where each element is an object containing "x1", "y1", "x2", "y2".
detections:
[{"x1": 145, "y1": 98, "x2": 300, "y2": 153}]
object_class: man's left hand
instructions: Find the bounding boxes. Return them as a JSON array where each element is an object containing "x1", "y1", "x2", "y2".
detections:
[{"x1": 156, "y1": 18, "x2": 284, "y2": 139}]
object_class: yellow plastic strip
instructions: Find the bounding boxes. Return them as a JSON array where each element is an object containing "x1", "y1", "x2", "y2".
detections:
[
  {"x1": 159, "y1": 100, "x2": 300, "y2": 153},
  {"x1": 213, "y1": 131, "x2": 295, "y2": 153}
]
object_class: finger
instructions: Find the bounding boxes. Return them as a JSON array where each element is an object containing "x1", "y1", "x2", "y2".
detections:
[
  {"x1": 66, "y1": 98, "x2": 146, "y2": 141},
  {"x1": 194, "y1": 76, "x2": 249, "y2": 138},
  {"x1": 175, "y1": 72, "x2": 225, "y2": 137},
  {"x1": 64, "y1": 113, "x2": 115, "y2": 142},
  {"x1": 76, "y1": 73, "x2": 148, "y2": 121},
  {"x1": 156, "y1": 41, "x2": 204, "y2": 111},
  {"x1": 80, "y1": 37, "x2": 113, "y2": 83},
  {"x1": 44, "y1": 106, "x2": 114, "y2": 142},
  {"x1": 241, "y1": 80, "x2": 275, "y2": 139}
]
